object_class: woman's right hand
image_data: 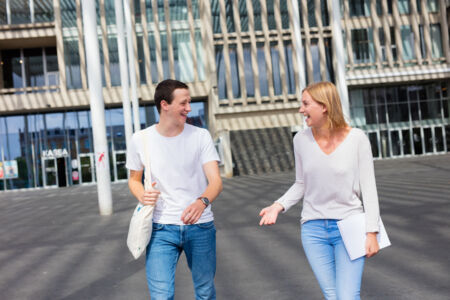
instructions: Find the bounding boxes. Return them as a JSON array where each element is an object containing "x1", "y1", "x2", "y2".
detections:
[
  {"x1": 259, "y1": 202, "x2": 284, "y2": 226},
  {"x1": 139, "y1": 182, "x2": 160, "y2": 206}
]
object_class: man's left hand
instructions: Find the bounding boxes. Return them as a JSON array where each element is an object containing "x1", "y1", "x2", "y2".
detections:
[{"x1": 181, "y1": 199, "x2": 206, "y2": 225}]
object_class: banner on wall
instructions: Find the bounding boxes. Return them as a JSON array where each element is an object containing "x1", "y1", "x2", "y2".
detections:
[{"x1": 0, "y1": 160, "x2": 18, "y2": 179}]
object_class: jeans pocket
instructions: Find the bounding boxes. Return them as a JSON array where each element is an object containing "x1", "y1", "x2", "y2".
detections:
[
  {"x1": 196, "y1": 221, "x2": 214, "y2": 229},
  {"x1": 152, "y1": 223, "x2": 165, "y2": 231}
]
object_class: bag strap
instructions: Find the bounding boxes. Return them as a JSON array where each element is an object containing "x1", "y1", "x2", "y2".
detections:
[{"x1": 140, "y1": 130, "x2": 152, "y2": 190}]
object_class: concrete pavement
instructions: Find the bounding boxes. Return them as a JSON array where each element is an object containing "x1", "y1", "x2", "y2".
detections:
[{"x1": 0, "y1": 154, "x2": 449, "y2": 299}]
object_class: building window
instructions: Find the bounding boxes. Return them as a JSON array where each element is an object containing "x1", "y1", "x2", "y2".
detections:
[
  {"x1": 401, "y1": 25, "x2": 415, "y2": 61},
  {"x1": 398, "y1": 0, "x2": 410, "y2": 14},
  {"x1": 430, "y1": 24, "x2": 443, "y2": 60},
  {"x1": 1, "y1": 0, "x2": 53, "y2": 25},
  {"x1": 350, "y1": 0, "x2": 370, "y2": 17},
  {"x1": 351, "y1": 29, "x2": 373, "y2": 64}
]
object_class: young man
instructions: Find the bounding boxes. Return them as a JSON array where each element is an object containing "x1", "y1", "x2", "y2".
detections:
[{"x1": 126, "y1": 79, "x2": 223, "y2": 299}]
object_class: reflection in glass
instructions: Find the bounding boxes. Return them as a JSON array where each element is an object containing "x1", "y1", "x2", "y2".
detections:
[
  {"x1": 215, "y1": 45, "x2": 227, "y2": 100},
  {"x1": 243, "y1": 44, "x2": 255, "y2": 97},
  {"x1": 413, "y1": 127, "x2": 422, "y2": 154},
  {"x1": 173, "y1": 31, "x2": 194, "y2": 82},
  {"x1": 257, "y1": 42, "x2": 269, "y2": 97},
  {"x1": 368, "y1": 132, "x2": 380, "y2": 158},
  {"x1": 434, "y1": 127, "x2": 444, "y2": 152},
  {"x1": 24, "y1": 48, "x2": 45, "y2": 87},
  {"x1": 10, "y1": 0, "x2": 30, "y2": 24},
  {"x1": 34, "y1": 0, "x2": 54, "y2": 22},
  {"x1": 402, "y1": 129, "x2": 411, "y2": 155},
  {"x1": 390, "y1": 130, "x2": 401, "y2": 156},
  {"x1": 229, "y1": 45, "x2": 241, "y2": 98},
  {"x1": 64, "y1": 40, "x2": 82, "y2": 89},
  {"x1": 380, "y1": 130, "x2": 390, "y2": 157},
  {"x1": 1, "y1": 50, "x2": 23, "y2": 89},
  {"x1": 270, "y1": 42, "x2": 282, "y2": 96},
  {"x1": 424, "y1": 128, "x2": 433, "y2": 153}
]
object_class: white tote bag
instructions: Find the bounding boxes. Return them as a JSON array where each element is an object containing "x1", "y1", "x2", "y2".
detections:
[{"x1": 127, "y1": 131, "x2": 155, "y2": 260}]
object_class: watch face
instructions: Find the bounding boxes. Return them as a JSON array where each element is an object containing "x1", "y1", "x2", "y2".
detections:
[{"x1": 201, "y1": 197, "x2": 210, "y2": 206}]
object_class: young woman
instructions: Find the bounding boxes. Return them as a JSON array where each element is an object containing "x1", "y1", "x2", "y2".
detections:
[{"x1": 259, "y1": 81, "x2": 381, "y2": 300}]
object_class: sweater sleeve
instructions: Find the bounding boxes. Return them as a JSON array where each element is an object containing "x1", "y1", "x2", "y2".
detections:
[
  {"x1": 358, "y1": 132, "x2": 381, "y2": 232},
  {"x1": 275, "y1": 136, "x2": 305, "y2": 212}
]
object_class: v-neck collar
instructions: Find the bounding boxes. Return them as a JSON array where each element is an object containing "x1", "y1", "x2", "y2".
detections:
[{"x1": 309, "y1": 127, "x2": 354, "y2": 157}]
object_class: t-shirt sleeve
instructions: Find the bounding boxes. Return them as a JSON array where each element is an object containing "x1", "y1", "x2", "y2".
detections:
[
  {"x1": 126, "y1": 133, "x2": 144, "y2": 171},
  {"x1": 358, "y1": 131, "x2": 380, "y2": 232},
  {"x1": 200, "y1": 129, "x2": 220, "y2": 165}
]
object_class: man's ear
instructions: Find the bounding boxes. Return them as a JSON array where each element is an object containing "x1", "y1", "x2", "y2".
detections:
[{"x1": 160, "y1": 99, "x2": 169, "y2": 111}]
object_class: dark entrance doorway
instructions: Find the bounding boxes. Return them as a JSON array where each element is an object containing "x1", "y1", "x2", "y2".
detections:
[{"x1": 57, "y1": 157, "x2": 67, "y2": 187}]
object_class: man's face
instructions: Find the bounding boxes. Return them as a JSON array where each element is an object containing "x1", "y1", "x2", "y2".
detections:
[{"x1": 163, "y1": 88, "x2": 191, "y2": 125}]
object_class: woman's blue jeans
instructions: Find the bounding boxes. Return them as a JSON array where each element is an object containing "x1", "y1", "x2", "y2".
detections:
[
  {"x1": 301, "y1": 219, "x2": 365, "y2": 300},
  {"x1": 145, "y1": 221, "x2": 216, "y2": 300}
]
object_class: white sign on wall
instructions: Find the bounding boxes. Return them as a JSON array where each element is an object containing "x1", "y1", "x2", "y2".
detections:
[{"x1": 42, "y1": 149, "x2": 69, "y2": 159}]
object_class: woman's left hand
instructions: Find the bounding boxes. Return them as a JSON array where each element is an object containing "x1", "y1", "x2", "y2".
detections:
[{"x1": 365, "y1": 232, "x2": 380, "y2": 258}]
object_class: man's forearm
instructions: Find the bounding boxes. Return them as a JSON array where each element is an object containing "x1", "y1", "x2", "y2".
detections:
[
  {"x1": 128, "y1": 179, "x2": 145, "y2": 202},
  {"x1": 200, "y1": 178, "x2": 223, "y2": 204}
]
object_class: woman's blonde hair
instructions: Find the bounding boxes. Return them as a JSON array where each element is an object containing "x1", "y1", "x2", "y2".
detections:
[{"x1": 303, "y1": 81, "x2": 348, "y2": 130}]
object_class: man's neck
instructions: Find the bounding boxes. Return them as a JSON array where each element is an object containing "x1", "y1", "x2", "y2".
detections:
[{"x1": 156, "y1": 117, "x2": 185, "y2": 137}]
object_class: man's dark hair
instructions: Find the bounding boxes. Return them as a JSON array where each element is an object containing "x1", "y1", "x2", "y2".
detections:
[{"x1": 154, "y1": 79, "x2": 189, "y2": 113}]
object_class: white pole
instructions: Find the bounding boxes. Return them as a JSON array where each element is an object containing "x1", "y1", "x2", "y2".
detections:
[
  {"x1": 81, "y1": 0, "x2": 113, "y2": 215},
  {"x1": 331, "y1": 0, "x2": 350, "y2": 121},
  {"x1": 123, "y1": 0, "x2": 141, "y2": 132},
  {"x1": 115, "y1": 0, "x2": 133, "y2": 150},
  {"x1": 290, "y1": 0, "x2": 306, "y2": 91}
]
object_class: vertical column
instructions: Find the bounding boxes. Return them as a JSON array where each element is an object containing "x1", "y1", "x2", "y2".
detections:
[
  {"x1": 187, "y1": 0, "x2": 199, "y2": 82},
  {"x1": 370, "y1": 0, "x2": 383, "y2": 69},
  {"x1": 300, "y1": 0, "x2": 313, "y2": 83},
  {"x1": 140, "y1": 0, "x2": 152, "y2": 85},
  {"x1": 115, "y1": 0, "x2": 133, "y2": 150},
  {"x1": 163, "y1": 0, "x2": 175, "y2": 78},
  {"x1": 381, "y1": 0, "x2": 394, "y2": 67},
  {"x1": 409, "y1": 0, "x2": 422, "y2": 64},
  {"x1": 420, "y1": 0, "x2": 432, "y2": 64},
  {"x1": 287, "y1": 0, "x2": 305, "y2": 95},
  {"x1": 218, "y1": 0, "x2": 234, "y2": 104},
  {"x1": 124, "y1": 0, "x2": 140, "y2": 131},
  {"x1": 76, "y1": 0, "x2": 88, "y2": 89},
  {"x1": 53, "y1": 0, "x2": 67, "y2": 92},
  {"x1": 392, "y1": 0, "x2": 404, "y2": 67},
  {"x1": 232, "y1": 0, "x2": 247, "y2": 104},
  {"x1": 274, "y1": 0, "x2": 288, "y2": 100},
  {"x1": 199, "y1": 0, "x2": 218, "y2": 137},
  {"x1": 81, "y1": 0, "x2": 113, "y2": 215},
  {"x1": 314, "y1": 0, "x2": 327, "y2": 81},
  {"x1": 439, "y1": 0, "x2": 449, "y2": 62},
  {"x1": 260, "y1": 0, "x2": 275, "y2": 99},
  {"x1": 330, "y1": 0, "x2": 349, "y2": 120},
  {"x1": 152, "y1": 0, "x2": 164, "y2": 82},
  {"x1": 245, "y1": 0, "x2": 262, "y2": 104},
  {"x1": 100, "y1": 0, "x2": 111, "y2": 87},
  {"x1": 342, "y1": 0, "x2": 353, "y2": 70}
]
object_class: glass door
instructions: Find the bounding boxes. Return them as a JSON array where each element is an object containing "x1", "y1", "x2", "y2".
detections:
[
  {"x1": 42, "y1": 157, "x2": 57, "y2": 187},
  {"x1": 79, "y1": 153, "x2": 95, "y2": 184},
  {"x1": 112, "y1": 150, "x2": 127, "y2": 181}
]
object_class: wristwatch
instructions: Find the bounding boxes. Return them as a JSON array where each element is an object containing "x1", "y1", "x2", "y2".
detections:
[{"x1": 198, "y1": 197, "x2": 210, "y2": 207}]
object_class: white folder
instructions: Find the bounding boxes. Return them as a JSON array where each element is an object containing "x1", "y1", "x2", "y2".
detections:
[{"x1": 337, "y1": 213, "x2": 391, "y2": 260}]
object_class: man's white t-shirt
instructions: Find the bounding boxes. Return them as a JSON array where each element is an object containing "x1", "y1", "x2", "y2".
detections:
[{"x1": 126, "y1": 124, "x2": 220, "y2": 225}]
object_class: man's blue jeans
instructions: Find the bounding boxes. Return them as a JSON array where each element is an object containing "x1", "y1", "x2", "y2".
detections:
[
  {"x1": 145, "y1": 221, "x2": 216, "y2": 300},
  {"x1": 301, "y1": 219, "x2": 365, "y2": 300}
]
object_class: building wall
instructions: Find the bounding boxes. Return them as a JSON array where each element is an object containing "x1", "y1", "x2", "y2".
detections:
[{"x1": 0, "y1": 0, "x2": 449, "y2": 184}]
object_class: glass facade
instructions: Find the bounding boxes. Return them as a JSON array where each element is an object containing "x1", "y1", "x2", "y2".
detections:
[
  {"x1": 0, "y1": 103, "x2": 207, "y2": 190},
  {"x1": 1, "y1": 47, "x2": 59, "y2": 92},
  {"x1": 349, "y1": 81, "x2": 450, "y2": 158},
  {"x1": 0, "y1": 0, "x2": 54, "y2": 25}
]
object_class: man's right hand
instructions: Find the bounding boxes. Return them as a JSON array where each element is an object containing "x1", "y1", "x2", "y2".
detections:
[{"x1": 139, "y1": 182, "x2": 160, "y2": 206}]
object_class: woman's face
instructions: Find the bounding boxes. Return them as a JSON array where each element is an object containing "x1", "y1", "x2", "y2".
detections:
[{"x1": 299, "y1": 91, "x2": 327, "y2": 128}]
